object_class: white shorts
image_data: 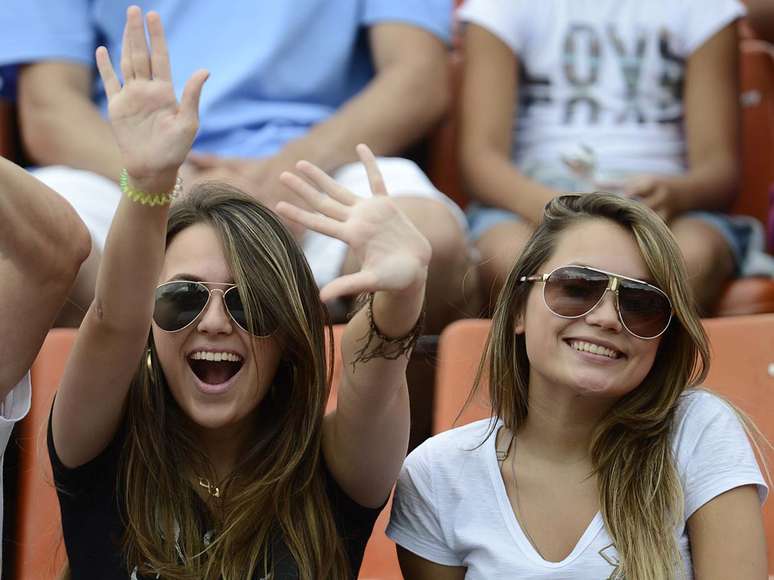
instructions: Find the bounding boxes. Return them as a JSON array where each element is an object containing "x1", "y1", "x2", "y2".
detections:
[{"x1": 32, "y1": 159, "x2": 466, "y2": 287}]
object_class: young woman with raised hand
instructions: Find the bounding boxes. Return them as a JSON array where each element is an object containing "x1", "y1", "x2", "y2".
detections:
[
  {"x1": 388, "y1": 194, "x2": 768, "y2": 579},
  {"x1": 49, "y1": 7, "x2": 429, "y2": 579}
]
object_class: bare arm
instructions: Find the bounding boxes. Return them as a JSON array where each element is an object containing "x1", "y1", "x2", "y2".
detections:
[
  {"x1": 397, "y1": 546, "x2": 466, "y2": 580},
  {"x1": 187, "y1": 21, "x2": 451, "y2": 232},
  {"x1": 284, "y1": 21, "x2": 450, "y2": 172},
  {"x1": 458, "y1": 24, "x2": 558, "y2": 224},
  {"x1": 0, "y1": 157, "x2": 90, "y2": 397},
  {"x1": 688, "y1": 485, "x2": 767, "y2": 579},
  {"x1": 277, "y1": 146, "x2": 429, "y2": 508},
  {"x1": 18, "y1": 61, "x2": 123, "y2": 181},
  {"x1": 52, "y1": 7, "x2": 207, "y2": 468},
  {"x1": 625, "y1": 23, "x2": 741, "y2": 220},
  {"x1": 657, "y1": 22, "x2": 741, "y2": 211}
]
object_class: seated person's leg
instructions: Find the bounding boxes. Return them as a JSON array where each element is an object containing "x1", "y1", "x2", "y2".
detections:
[
  {"x1": 467, "y1": 204, "x2": 535, "y2": 312},
  {"x1": 669, "y1": 215, "x2": 736, "y2": 315}
]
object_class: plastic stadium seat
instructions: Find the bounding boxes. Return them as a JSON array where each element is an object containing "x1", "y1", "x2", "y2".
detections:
[
  {"x1": 15, "y1": 325, "x2": 402, "y2": 580},
  {"x1": 433, "y1": 315, "x2": 774, "y2": 573}
]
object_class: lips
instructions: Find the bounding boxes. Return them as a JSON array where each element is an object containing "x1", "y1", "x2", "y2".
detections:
[{"x1": 186, "y1": 350, "x2": 245, "y2": 394}]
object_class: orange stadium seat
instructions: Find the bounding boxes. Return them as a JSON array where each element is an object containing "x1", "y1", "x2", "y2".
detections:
[
  {"x1": 14, "y1": 325, "x2": 402, "y2": 580},
  {"x1": 433, "y1": 315, "x2": 774, "y2": 575}
]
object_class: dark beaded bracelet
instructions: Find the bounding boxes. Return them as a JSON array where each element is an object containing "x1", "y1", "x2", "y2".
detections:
[{"x1": 350, "y1": 292, "x2": 426, "y2": 369}]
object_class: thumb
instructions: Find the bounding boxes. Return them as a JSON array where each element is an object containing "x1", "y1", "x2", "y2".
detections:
[
  {"x1": 319, "y1": 271, "x2": 378, "y2": 303},
  {"x1": 180, "y1": 68, "x2": 209, "y2": 123}
]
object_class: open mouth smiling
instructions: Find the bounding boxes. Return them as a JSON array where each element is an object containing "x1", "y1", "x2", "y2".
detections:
[
  {"x1": 565, "y1": 339, "x2": 624, "y2": 360},
  {"x1": 187, "y1": 350, "x2": 245, "y2": 385}
]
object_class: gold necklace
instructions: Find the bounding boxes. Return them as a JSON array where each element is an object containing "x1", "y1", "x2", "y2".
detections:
[
  {"x1": 198, "y1": 477, "x2": 221, "y2": 498},
  {"x1": 498, "y1": 435, "x2": 546, "y2": 559}
]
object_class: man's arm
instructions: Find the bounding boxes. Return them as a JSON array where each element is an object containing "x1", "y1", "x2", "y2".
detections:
[
  {"x1": 0, "y1": 156, "x2": 91, "y2": 397},
  {"x1": 18, "y1": 61, "x2": 123, "y2": 181},
  {"x1": 193, "y1": 22, "x2": 450, "y2": 190},
  {"x1": 287, "y1": 21, "x2": 450, "y2": 172}
]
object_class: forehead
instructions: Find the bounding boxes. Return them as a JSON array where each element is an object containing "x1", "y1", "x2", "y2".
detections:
[
  {"x1": 160, "y1": 222, "x2": 233, "y2": 283},
  {"x1": 543, "y1": 218, "x2": 651, "y2": 281}
]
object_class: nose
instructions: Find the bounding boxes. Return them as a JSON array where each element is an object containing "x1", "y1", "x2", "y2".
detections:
[
  {"x1": 583, "y1": 289, "x2": 623, "y2": 333},
  {"x1": 196, "y1": 289, "x2": 233, "y2": 335}
]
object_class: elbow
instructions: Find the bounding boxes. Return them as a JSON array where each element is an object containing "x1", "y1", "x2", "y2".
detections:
[{"x1": 47, "y1": 209, "x2": 91, "y2": 287}]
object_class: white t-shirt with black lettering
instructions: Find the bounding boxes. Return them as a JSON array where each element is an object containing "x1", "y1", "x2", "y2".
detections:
[
  {"x1": 457, "y1": 0, "x2": 745, "y2": 181},
  {"x1": 387, "y1": 390, "x2": 767, "y2": 579}
]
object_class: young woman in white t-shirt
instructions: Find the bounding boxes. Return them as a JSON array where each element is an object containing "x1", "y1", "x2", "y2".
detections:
[
  {"x1": 458, "y1": 0, "x2": 747, "y2": 314},
  {"x1": 388, "y1": 193, "x2": 768, "y2": 579}
]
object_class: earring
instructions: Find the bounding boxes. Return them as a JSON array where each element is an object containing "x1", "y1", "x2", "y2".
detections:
[{"x1": 146, "y1": 349, "x2": 153, "y2": 372}]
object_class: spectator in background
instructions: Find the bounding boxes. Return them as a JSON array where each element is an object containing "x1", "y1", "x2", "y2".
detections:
[
  {"x1": 0, "y1": 0, "x2": 477, "y2": 331},
  {"x1": 458, "y1": 0, "x2": 747, "y2": 314},
  {"x1": 0, "y1": 155, "x2": 90, "y2": 576}
]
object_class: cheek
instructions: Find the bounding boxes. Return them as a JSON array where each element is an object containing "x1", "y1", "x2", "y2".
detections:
[{"x1": 151, "y1": 326, "x2": 182, "y2": 384}]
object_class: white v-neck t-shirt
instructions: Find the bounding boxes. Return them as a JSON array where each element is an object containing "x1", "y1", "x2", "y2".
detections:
[
  {"x1": 0, "y1": 374, "x2": 31, "y2": 577},
  {"x1": 387, "y1": 390, "x2": 767, "y2": 579}
]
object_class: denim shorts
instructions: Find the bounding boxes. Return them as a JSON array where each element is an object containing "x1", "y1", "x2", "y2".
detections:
[{"x1": 466, "y1": 202, "x2": 750, "y2": 274}]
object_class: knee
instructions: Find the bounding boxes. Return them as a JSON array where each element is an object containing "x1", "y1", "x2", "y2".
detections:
[
  {"x1": 397, "y1": 199, "x2": 471, "y2": 272},
  {"x1": 671, "y1": 218, "x2": 734, "y2": 278}
]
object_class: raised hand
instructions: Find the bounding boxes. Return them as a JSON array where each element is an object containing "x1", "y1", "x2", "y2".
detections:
[
  {"x1": 276, "y1": 145, "x2": 431, "y2": 302},
  {"x1": 95, "y1": 6, "x2": 208, "y2": 190}
]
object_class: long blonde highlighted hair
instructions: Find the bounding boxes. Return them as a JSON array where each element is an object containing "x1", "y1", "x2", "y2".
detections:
[
  {"x1": 477, "y1": 193, "x2": 710, "y2": 579},
  {"x1": 119, "y1": 185, "x2": 349, "y2": 579}
]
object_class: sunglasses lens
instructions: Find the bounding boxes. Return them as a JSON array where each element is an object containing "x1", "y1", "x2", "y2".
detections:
[
  {"x1": 544, "y1": 267, "x2": 608, "y2": 317},
  {"x1": 618, "y1": 282, "x2": 671, "y2": 338},
  {"x1": 223, "y1": 288, "x2": 278, "y2": 337},
  {"x1": 153, "y1": 282, "x2": 210, "y2": 331}
]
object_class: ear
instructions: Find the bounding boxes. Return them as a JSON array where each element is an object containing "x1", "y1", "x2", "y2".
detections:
[{"x1": 513, "y1": 312, "x2": 525, "y2": 335}]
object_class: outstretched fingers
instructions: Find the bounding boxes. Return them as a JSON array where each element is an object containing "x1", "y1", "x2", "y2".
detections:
[
  {"x1": 295, "y1": 161, "x2": 358, "y2": 207},
  {"x1": 275, "y1": 201, "x2": 348, "y2": 241},
  {"x1": 146, "y1": 11, "x2": 171, "y2": 81},
  {"x1": 356, "y1": 144, "x2": 387, "y2": 196},
  {"x1": 96, "y1": 47, "x2": 121, "y2": 99},
  {"x1": 180, "y1": 69, "x2": 209, "y2": 124},
  {"x1": 126, "y1": 6, "x2": 151, "y2": 80},
  {"x1": 279, "y1": 171, "x2": 350, "y2": 221}
]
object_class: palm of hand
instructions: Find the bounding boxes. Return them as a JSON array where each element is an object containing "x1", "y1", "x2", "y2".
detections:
[
  {"x1": 108, "y1": 80, "x2": 191, "y2": 177},
  {"x1": 275, "y1": 145, "x2": 431, "y2": 301},
  {"x1": 344, "y1": 196, "x2": 430, "y2": 293},
  {"x1": 95, "y1": 8, "x2": 207, "y2": 185}
]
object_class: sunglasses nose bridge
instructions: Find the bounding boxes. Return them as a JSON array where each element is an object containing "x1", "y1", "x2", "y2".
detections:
[{"x1": 196, "y1": 287, "x2": 234, "y2": 332}]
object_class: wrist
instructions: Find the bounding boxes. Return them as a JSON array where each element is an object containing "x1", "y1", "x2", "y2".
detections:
[
  {"x1": 121, "y1": 169, "x2": 182, "y2": 206},
  {"x1": 125, "y1": 169, "x2": 180, "y2": 197}
]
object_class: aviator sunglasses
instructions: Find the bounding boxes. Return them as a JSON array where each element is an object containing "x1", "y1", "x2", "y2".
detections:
[
  {"x1": 153, "y1": 280, "x2": 277, "y2": 337},
  {"x1": 519, "y1": 265, "x2": 673, "y2": 340}
]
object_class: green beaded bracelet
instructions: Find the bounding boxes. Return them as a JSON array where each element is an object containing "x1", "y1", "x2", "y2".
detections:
[{"x1": 119, "y1": 168, "x2": 182, "y2": 206}]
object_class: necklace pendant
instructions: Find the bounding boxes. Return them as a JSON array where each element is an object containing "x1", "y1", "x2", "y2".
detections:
[{"x1": 198, "y1": 477, "x2": 221, "y2": 498}]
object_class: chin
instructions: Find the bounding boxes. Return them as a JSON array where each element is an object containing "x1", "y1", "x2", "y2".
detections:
[{"x1": 570, "y1": 375, "x2": 635, "y2": 399}]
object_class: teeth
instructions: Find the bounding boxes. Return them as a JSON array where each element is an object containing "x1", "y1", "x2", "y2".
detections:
[
  {"x1": 569, "y1": 340, "x2": 620, "y2": 359},
  {"x1": 189, "y1": 351, "x2": 243, "y2": 362}
]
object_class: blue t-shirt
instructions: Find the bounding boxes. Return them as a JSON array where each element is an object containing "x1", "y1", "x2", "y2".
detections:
[{"x1": 0, "y1": 0, "x2": 451, "y2": 156}]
